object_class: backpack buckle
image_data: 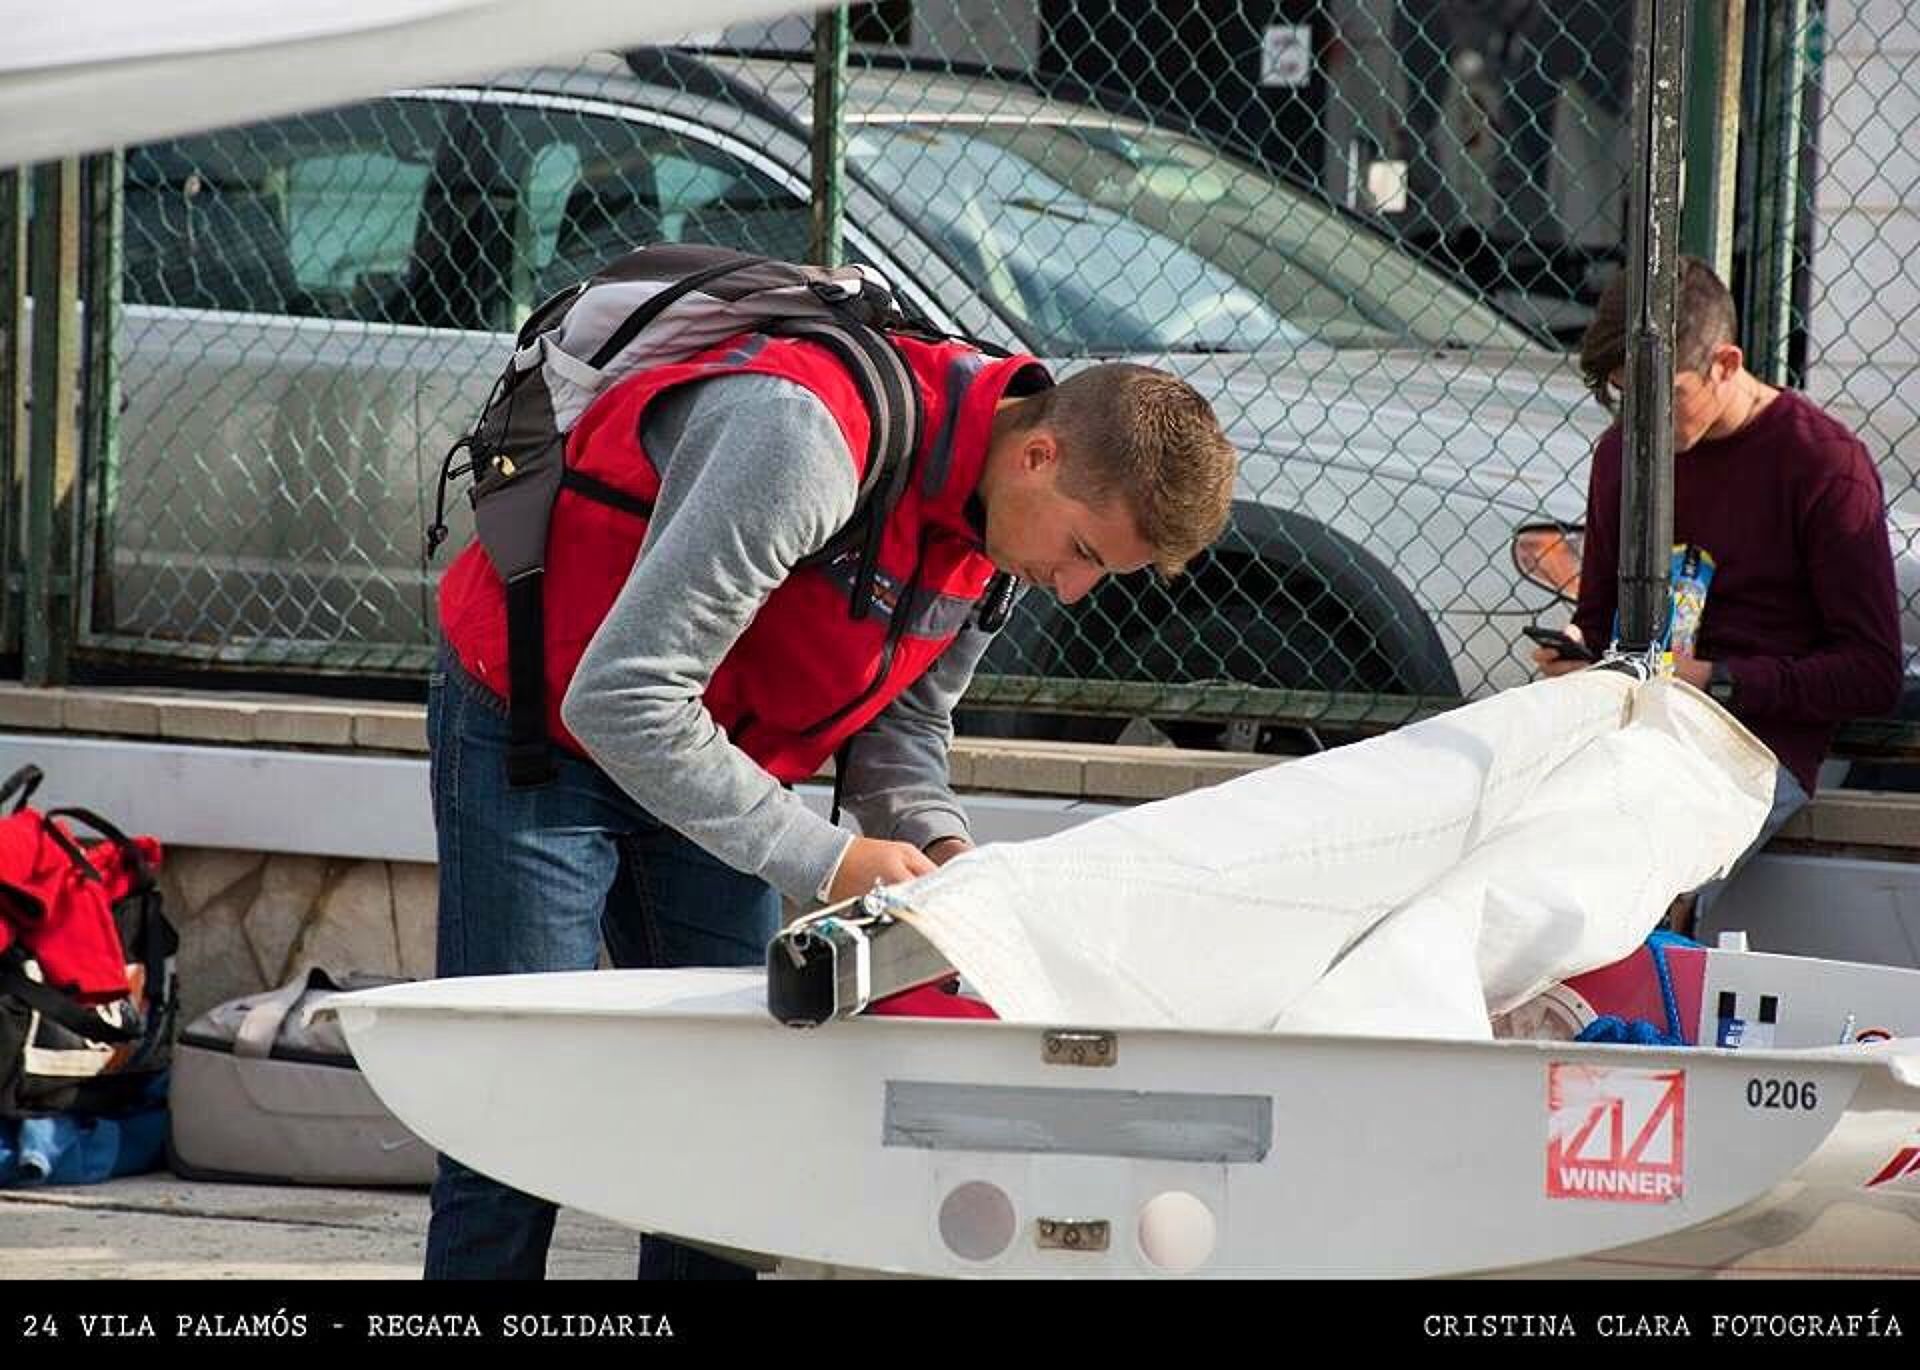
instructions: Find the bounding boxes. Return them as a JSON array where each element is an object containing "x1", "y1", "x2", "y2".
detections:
[
  {"x1": 976, "y1": 573, "x2": 1018, "y2": 632},
  {"x1": 809, "y1": 278, "x2": 860, "y2": 304}
]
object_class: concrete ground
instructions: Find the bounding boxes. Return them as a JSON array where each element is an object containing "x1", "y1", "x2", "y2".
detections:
[
  {"x1": 7, "y1": 1174, "x2": 1919, "y2": 1283},
  {"x1": 0, "y1": 1174, "x2": 636, "y2": 1279}
]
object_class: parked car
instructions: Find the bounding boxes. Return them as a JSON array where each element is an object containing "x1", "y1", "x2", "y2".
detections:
[{"x1": 110, "y1": 49, "x2": 1920, "y2": 745}]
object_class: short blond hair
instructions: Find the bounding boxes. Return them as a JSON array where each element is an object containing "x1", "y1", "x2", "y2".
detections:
[{"x1": 1025, "y1": 363, "x2": 1237, "y2": 576}]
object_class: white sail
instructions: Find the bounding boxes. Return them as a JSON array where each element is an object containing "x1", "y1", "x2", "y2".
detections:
[{"x1": 893, "y1": 672, "x2": 1777, "y2": 1036}]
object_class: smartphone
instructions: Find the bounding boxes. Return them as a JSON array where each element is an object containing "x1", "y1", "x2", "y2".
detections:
[{"x1": 1522, "y1": 624, "x2": 1595, "y2": 662}]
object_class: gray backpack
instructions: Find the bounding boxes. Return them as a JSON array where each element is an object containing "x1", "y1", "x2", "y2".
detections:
[{"x1": 427, "y1": 244, "x2": 950, "y2": 788}]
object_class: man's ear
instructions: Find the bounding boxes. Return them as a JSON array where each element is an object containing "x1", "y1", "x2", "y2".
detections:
[
  {"x1": 1023, "y1": 427, "x2": 1060, "y2": 474},
  {"x1": 1711, "y1": 341, "x2": 1744, "y2": 382}
]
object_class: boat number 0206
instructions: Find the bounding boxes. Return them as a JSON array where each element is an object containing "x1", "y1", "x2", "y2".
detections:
[{"x1": 1746, "y1": 1078, "x2": 1818, "y2": 1110}]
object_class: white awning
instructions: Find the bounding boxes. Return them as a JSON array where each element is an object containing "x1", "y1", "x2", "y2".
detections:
[{"x1": 0, "y1": 0, "x2": 830, "y2": 166}]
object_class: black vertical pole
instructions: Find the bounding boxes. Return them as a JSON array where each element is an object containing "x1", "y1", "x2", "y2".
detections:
[{"x1": 1616, "y1": 0, "x2": 1689, "y2": 656}]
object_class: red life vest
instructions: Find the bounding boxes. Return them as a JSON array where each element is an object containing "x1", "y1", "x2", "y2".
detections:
[{"x1": 439, "y1": 332, "x2": 1048, "y2": 784}]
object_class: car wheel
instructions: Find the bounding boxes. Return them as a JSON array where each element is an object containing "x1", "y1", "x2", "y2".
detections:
[{"x1": 960, "y1": 540, "x2": 1457, "y2": 755}]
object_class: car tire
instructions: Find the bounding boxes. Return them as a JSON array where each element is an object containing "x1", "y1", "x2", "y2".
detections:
[{"x1": 960, "y1": 529, "x2": 1457, "y2": 754}]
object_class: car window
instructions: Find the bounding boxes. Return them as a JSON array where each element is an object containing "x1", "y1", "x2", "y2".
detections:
[
  {"x1": 123, "y1": 101, "x2": 448, "y2": 323},
  {"x1": 850, "y1": 121, "x2": 1538, "y2": 355},
  {"x1": 287, "y1": 151, "x2": 432, "y2": 301},
  {"x1": 497, "y1": 108, "x2": 814, "y2": 317},
  {"x1": 849, "y1": 124, "x2": 1298, "y2": 356},
  {"x1": 523, "y1": 141, "x2": 585, "y2": 282}
]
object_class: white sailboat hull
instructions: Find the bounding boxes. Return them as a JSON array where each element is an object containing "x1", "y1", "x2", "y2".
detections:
[{"x1": 336, "y1": 968, "x2": 1920, "y2": 1278}]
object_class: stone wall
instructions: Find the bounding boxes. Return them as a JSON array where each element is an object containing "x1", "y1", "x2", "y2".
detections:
[{"x1": 160, "y1": 850, "x2": 437, "y2": 1022}]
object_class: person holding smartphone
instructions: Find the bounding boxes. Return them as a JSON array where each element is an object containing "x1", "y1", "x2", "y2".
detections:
[
  {"x1": 1531, "y1": 257, "x2": 1903, "y2": 930},
  {"x1": 1521, "y1": 623, "x2": 1593, "y2": 664}
]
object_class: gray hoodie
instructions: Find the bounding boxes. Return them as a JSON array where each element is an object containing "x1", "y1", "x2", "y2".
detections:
[{"x1": 561, "y1": 371, "x2": 997, "y2": 904}]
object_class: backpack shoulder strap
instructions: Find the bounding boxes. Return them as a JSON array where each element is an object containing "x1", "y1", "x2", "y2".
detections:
[
  {"x1": 0, "y1": 766, "x2": 41, "y2": 814},
  {"x1": 494, "y1": 251, "x2": 780, "y2": 787},
  {"x1": 586, "y1": 253, "x2": 771, "y2": 370},
  {"x1": 0, "y1": 947, "x2": 141, "y2": 1045},
  {"x1": 775, "y1": 319, "x2": 922, "y2": 622}
]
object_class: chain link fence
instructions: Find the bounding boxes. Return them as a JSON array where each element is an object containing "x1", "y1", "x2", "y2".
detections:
[
  {"x1": 1807, "y1": 4, "x2": 1920, "y2": 526},
  {"x1": 8, "y1": 1, "x2": 1917, "y2": 756},
  {"x1": 1748, "y1": 0, "x2": 1920, "y2": 771}
]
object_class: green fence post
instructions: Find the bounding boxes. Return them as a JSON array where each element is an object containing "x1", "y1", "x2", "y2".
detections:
[
  {"x1": 0, "y1": 171, "x2": 24, "y2": 659},
  {"x1": 809, "y1": 5, "x2": 850, "y2": 269},
  {"x1": 78, "y1": 151, "x2": 123, "y2": 655},
  {"x1": 1682, "y1": 0, "x2": 1745, "y2": 278},
  {"x1": 24, "y1": 159, "x2": 81, "y2": 687},
  {"x1": 1742, "y1": 0, "x2": 1816, "y2": 386}
]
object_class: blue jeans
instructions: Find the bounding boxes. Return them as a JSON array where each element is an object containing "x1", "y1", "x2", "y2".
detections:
[{"x1": 422, "y1": 652, "x2": 781, "y2": 1280}]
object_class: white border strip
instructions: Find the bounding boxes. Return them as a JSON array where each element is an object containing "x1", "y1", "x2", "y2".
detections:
[{"x1": 0, "y1": 734, "x2": 1120, "y2": 863}]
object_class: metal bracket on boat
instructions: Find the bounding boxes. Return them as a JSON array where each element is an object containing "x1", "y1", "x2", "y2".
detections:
[
  {"x1": 1042, "y1": 1030, "x2": 1117, "y2": 1068},
  {"x1": 1594, "y1": 648, "x2": 1656, "y2": 683},
  {"x1": 765, "y1": 885, "x2": 955, "y2": 1028},
  {"x1": 1036, "y1": 1218, "x2": 1111, "y2": 1252}
]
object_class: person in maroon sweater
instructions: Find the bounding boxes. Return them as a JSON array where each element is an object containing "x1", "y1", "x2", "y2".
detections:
[{"x1": 1534, "y1": 257, "x2": 1903, "y2": 925}]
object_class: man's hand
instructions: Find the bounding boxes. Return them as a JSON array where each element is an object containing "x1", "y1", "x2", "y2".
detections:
[
  {"x1": 1669, "y1": 647, "x2": 1713, "y2": 689},
  {"x1": 827, "y1": 836, "x2": 937, "y2": 904},
  {"x1": 924, "y1": 836, "x2": 973, "y2": 866},
  {"x1": 1531, "y1": 622, "x2": 1588, "y2": 679}
]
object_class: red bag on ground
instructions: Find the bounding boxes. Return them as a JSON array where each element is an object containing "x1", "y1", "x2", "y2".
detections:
[
  {"x1": 0, "y1": 805, "x2": 133, "y2": 1003},
  {"x1": 0, "y1": 766, "x2": 178, "y2": 1118}
]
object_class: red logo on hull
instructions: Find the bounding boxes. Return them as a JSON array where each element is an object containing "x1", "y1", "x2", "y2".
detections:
[
  {"x1": 1547, "y1": 1065, "x2": 1686, "y2": 1203},
  {"x1": 1865, "y1": 1144, "x2": 1920, "y2": 1190}
]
